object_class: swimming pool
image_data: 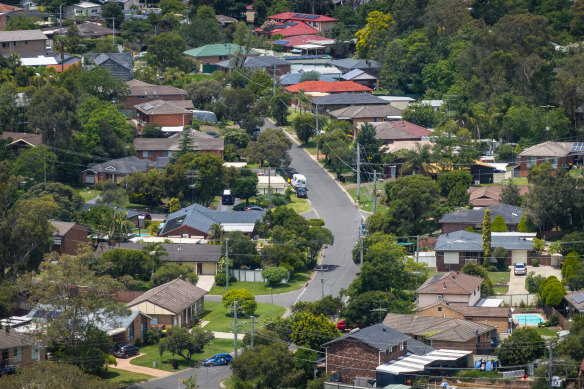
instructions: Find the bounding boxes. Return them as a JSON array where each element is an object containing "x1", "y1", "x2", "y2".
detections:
[{"x1": 513, "y1": 313, "x2": 545, "y2": 326}]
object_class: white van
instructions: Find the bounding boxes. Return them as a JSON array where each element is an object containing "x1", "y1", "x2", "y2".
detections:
[{"x1": 291, "y1": 174, "x2": 306, "y2": 189}]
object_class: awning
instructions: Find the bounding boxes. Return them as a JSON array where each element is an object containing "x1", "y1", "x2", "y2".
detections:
[
  {"x1": 293, "y1": 43, "x2": 326, "y2": 49},
  {"x1": 376, "y1": 349, "x2": 472, "y2": 375},
  {"x1": 161, "y1": 126, "x2": 184, "y2": 132}
]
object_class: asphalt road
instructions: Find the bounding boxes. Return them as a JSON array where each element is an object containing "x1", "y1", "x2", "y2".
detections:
[{"x1": 125, "y1": 365, "x2": 231, "y2": 389}]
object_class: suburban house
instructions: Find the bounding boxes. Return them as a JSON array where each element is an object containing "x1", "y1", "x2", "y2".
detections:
[
  {"x1": 434, "y1": 230, "x2": 535, "y2": 271},
  {"x1": 312, "y1": 93, "x2": 389, "y2": 112},
  {"x1": 518, "y1": 141, "x2": 579, "y2": 177},
  {"x1": 85, "y1": 52, "x2": 133, "y2": 81},
  {"x1": 159, "y1": 203, "x2": 264, "y2": 238},
  {"x1": 0, "y1": 330, "x2": 44, "y2": 369},
  {"x1": 468, "y1": 185, "x2": 530, "y2": 207},
  {"x1": 340, "y1": 69, "x2": 378, "y2": 89},
  {"x1": 470, "y1": 160, "x2": 508, "y2": 184},
  {"x1": 215, "y1": 55, "x2": 291, "y2": 76},
  {"x1": 245, "y1": 4, "x2": 256, "y2": 23},
  {"x1": 377, "y1": 96, "x2": 416, "y2": 110},
  {"x1": 417, "y1": 271, "x2": 483, "y2": 308},
  {"x1": 81, "y1": 203, "x2": 150, "y2": 227},
  {"x1": 321, "y1": 324, "x2": 411, "y2": 385},
  {"x1": 0, "y1": 131, "x2": 42, "y2": 155},
  {"x1": 64, "y1": 2, "x2": 102, "y2": 18},
  {"x1": 126, "y1": 278, "x2": 207, "y2": 328},
  {"x1": 439, "y1": 204, "x2": 525, "y2": 233},
  {"x1": 134, "y1": 99, "x2": 194, "y2": 131},
  {"x1": 257, "y1": 175, "x2": 287, "y2": 194},
  {"x1": 417, "y1": 300, "x2": 512, "y2": 333},
  {"x1": 254, "y1": 19, "x2": 319, "y2": 38},
  {"x1": 0, "y1": 30, "x2": 47, "y2": 56},
  {"x1": 81, "y1": 156, "x2": 156, "y2": 185},
  {"x1": 383, "y1": 313, "x2": 497, "y2": 353},
  {"x1": 564, "y1": 292, "x2": 584, "y2": 318},
  {"x1": 123, "y1": 79, "x2": 187, "y2": 110},
  {"x1": 56, "y1": 22, "x2": 114, "y2": 40},
  {"x1": 285, "y1": 80, "x2": 372, "y2": 95},
  {"x1": 50, "y1": 220, "x2": 88, "y2": 256},
  {"x1": 280, "y1": 72, "x2": 337, "y2": 86},
  {"x1": 215, "y1": 14, "x2": 237, "y2": 28},
  {"x1": 267, "y1": 12, "x2": 338, "y2": 33},
  {"x1": 373, "y1": 121, "x2": 431, "y2": 144},
  {"x1": 134, "y1": 130, "x2": 224, "y2": 164},
  {"x1": 104, "y1": 242, "x2": 221, "y2": 275},
  {"x1": 0, "y1": 3, "x2": 21, "y2": 30},
  {"x1": 183, "y1": 44, "x2": 260, "y2": 72},
  {"x1": 328, "y1": 58, "x2": 380, "y2": 76},
  {"x1": 271, "y1": 34, "x2": 334, "y2": 52},
  {"x1": 94, "y1": 309, "x2": 153, "y2": 346}
]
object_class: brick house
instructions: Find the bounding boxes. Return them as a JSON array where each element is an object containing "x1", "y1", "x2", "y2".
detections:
[
  {"x1": 285, "y1": 80, "x2": 373, "y2": 94},
  {"x1": 134, "y1": 130, "x2": 224, "y2": 164},
  {"x1": 134, "y1": 99, "x2": 194, "y2": 131},
  {"x1": 383, "y1": 313, "x2": 497, "y2": 354},
  {"x1": 518, "y1": 141, "x2": 577, "y2": 178},
  {"x1": 0, "y1": 30, "x2": 47, "y2": 56},
  {"x1": 327, "y1": 105, "x2": 403, "y2": 133},
  {"x1": 0, "y1": 330, "x2": 44, "y2": 369},
  {"x1": 183, "y1": 43, "x2": 260, "y2": 72},
  {"x1": 123, "y1": 79, "x2": 187, "y2": 110},
  {"x1": 322, "y1": 324, "x2": 411, "y2": 385},
  {"x1": 97, "y1": 310, "x2": 153, "y2": 346},
  {"x1": 0, "y1": 131, "x2": 42, "y2": 155},
  {"x1": 50, "y1": 220, "x2": 88, "y2": 256},
  {"x1": 81, "y1": 156, "x2": 156, "y2": 185},
  {"x1": 468, "y1": 185, "x2": 530, "y2": 207},
  {"x1": 373, "y1": 120, "x2": 431, "y2": 144},
  {"x1": 418, "y1": 301, "x2": 512, "y2": 333},
  {"x1": 417, "y1": 271, "x2": 483, "y2": 308},
  {"x1": 126, "y1": 278, "x2": 207, "y2": 328},
  {"x1": 439, "y1": 204, "x2": 524, "y2": 234},
  {"x1": 267, "y1": 12, "x2": 338, "y2": 33}
]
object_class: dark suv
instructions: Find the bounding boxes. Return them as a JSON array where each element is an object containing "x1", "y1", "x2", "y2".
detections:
[{"x1": 113, "y1": 343, "x2": 140, "y2": 358}]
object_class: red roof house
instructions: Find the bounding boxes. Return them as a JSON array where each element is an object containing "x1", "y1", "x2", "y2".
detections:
[
  {"x1": 254, "y1": 21, "x2": 318, "y2": 37},
  {"x1": 285, "y1": 80, "x2": 372, "y2": 94},
  {"x1": 268, "y1": 12, "x2": 338, "y2": 33}
]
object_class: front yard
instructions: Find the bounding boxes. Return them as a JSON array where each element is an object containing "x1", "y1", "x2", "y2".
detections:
[
  {"x1": 491, "y1": 271, "x2": 511, "y2": 294},
  {"x1": 199, "y1": 301, "x2": 286, "y2": 333},
  {"x1": 100, "y1": 368, "x2": 154, "y2": 386},
  {"x1": 209, "y1": 271, "x2": 311, "y2": 295},
  {"x1": 130, "y1": 338, "x2": 239, "y2": 372},
  {"x1": 285, "y1": 195, "x2": 311, "y2": 214}
]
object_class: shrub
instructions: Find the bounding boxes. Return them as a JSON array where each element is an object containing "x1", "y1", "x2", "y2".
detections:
[
  {"x1": 270, "y1": 193, "x2": 288, "y2": 206},
  {"x1": 491, "y1": 215, "x2": 509, "y2": 232},
  {"x1": 143, "y1": 327, "x2": 163, "y2": 345},
  {"x1": 486, "y1": 265, "x2": 498, "y2": 272},
  {"x1": 223, "y1": 289, "x2": 257, "y2": 316},
  {"x1": 284, "y1": 186, "x2": 294, "y2": 201},
  {"x1": 134, "y1": 337, "x2": 144, "y2": 348},
  {"x1": 548, "y1": 313, "x2": 559, "y2": 326},
  {"x1": 465, "y1": 226, "x2": 474, "y2": 232},
  {"x1": 531, "y1": 258, "x2": 539, "y2": 267},
  {"x1": 308, "y1": 219, "x2": 325, "y2": 227},
  {"x1": 262, "y1": 267, "x2": 288, "y2": 286},
  {"x1": 214, "y1": 272, "x2": 235, "y2": 286}
]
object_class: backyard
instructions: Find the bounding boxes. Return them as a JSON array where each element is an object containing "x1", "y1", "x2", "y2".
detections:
[
  {"x1": 209, "y1": 270, "x2": 311, "y2": 295},
  {"x1": 131, "y1": 338, "x2": 239, "y2": 372},
  {"x1": 199, "y1": 301, "x2": 286, "y2": 333}
]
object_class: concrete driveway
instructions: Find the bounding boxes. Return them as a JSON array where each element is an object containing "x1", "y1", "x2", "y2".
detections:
[
  {"x1": 508, "y1": 265, "x2": 562, "y2": 294},
  {"x1": 196, "y1": 275, "x2": 215, "y2": 292}
]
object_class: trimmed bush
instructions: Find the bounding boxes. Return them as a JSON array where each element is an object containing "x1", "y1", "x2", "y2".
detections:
[
  {"x1": 223, "y1": 289, "x2": 257, "y2": 316},
  {"x1": 214, "y1": 272, "x2": 235, "y2": 286},
  {"x1": 262, "y1": 267, "x2": 288, "y2": 286},
  {"x1": 531, "y1": 258, "x2": 539, "y2": 267}
]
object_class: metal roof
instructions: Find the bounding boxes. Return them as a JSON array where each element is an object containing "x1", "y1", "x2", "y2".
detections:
[{"x1": 376, "y1": 349, "x2": 472, "y2": 375}]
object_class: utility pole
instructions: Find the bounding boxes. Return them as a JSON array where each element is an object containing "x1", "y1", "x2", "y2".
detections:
[
  {"x1": 548, "y1": 339, "x2": 553, "y2": 389},
  {"x1": 321, "y1": 271, "x2": 324, "y2": 298},
  {"x1": 233, "y1": 300, "x2": 238, "y2": 357},
  {"x1": 315, "y1": 104, "x2": 319, "y2": 161},
  {"x1": 542, "y1": 105, "x2": 555, "y2": 141},
  {"x1": 112, "y1": 17, "x2": 115, "y2": 44},
  {"x1": 225, "y1": 238, "x2": 229, "y2": 292},
  {"x1": 416, "y1": 235, "x2": 420, "y2": 263},
  {"x1": 272, "y1": 64, "x2": 277, "y2": 96},
  {"x1": 59, "y1": 5, "x2": 63, "y2": 35},
  {"x1": 356, "y1": 143, "x2": 361, "y2": 204},
  {"x1": 359, "y1": 218, "x2": 364, "y2": 267},
  {"x1": 268, "y1": 166, "x2": 271, "y2": 208},
  {"x1": 372, "y1": 170, "x2": 377, "y2": 213},
  {"x1": 250, "y1": 316, "x2": 255, "y2": 348}
]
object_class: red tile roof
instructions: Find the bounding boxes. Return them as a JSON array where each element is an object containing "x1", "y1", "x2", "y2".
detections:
[
  {"x1": 285, "y1": 80, "x2": 372, "y2": 93},
  {"x1": 0, "y1": 3, "x2": 22, "y2": 12},
  {"x1": 268, "y1": 12, "x2": 338, "y2": 22},
  {"x1": 255, "y1": 21, "x2": 318, "y2": 37},
  {"x1": 376, "y1": 120, "x2": 431, "y2": 137}
]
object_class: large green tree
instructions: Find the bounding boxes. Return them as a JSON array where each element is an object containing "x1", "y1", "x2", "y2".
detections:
[
  {"x1": 245, "y1": 128, "x2": 292, "y2": 167},
  {"x1": 496, "y1": 327, "x2": 545, "y2": 366},
  {"x1": 159, "y1": 326, "x2": 214, "y2": 365},
  {"x1": 25, "y1": 182, "x2": 84, "y2": 221}
]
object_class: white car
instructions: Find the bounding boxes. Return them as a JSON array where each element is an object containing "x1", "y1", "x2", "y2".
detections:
[{"x1": 514, "y1": 262, "x2": 527, "y2": 275}]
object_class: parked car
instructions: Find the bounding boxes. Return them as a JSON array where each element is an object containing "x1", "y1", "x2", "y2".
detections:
[
  {"x1": 202, "y1": 353, "x2": 232, "y2": 366},
  {"x1": 246, "y1": 206, "x2": 264, "y2": 212},
  {"x1": 113, "y1": 344, "x2": 140, "y2": 358},
  {"x1": 291, "y1": 173, "x2": 306, "y2": 189},
  {"x1": 514, "y1": 262, "x2": 527, "y2": 276},
  {"x1": 296, "y1": 187, "x2": 307, "y2": 198},
  {"x1": 0, "y1": 365, "x2": 16, "y2": 376}
]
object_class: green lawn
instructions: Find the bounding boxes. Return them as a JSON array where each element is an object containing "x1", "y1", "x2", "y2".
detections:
[
  {"x1": 189, "y1": 73, "x2": 214, "y2": 81},
  {"x1": 131, "y1": 338, "x2": 238, "y2": 372},
  {"x1": 99, "y1": 368, "x2": 154, "y2": 386},
  {"x1": 199, "y1": 301, "x2": 286, "y2": 332},
  {"x1": 77, "y1": 188, "x2": 101, "y2": 202},
  {"x1": 346, "y1": 186, "x2": 386, "y2": 213},
  {"x1": 209, "y1": 271, "x2": 311, "y2": 296},
  {"x1": 490, "y1": 271, "x2": 510, "y2": 294},
  {"x1": 285, "y1": 195, "x2": 311, "y2": 214},
  {"x1": 536, "y1": 327, "x2": 559, "y2": 337},
  {"x1": 286, "y1": 110, "x2": 300, "y2": 124}
]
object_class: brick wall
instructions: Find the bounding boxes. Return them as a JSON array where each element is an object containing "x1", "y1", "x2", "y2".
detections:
[
  {"x1": 326, "y1": 340, "x2": 406, "y2": 385},
  {"x1": 61, "y1": 224, "x2": 88, "y2": 255},
  {"x1": 137, "y1": 112, "x2": 194, "y2": 129},
  {"x1": 520, "y1": 156, "x2": 573, "y2": 177},
  {"x1": 0, "y1": 39, "x2": 45, "y2": 56}
]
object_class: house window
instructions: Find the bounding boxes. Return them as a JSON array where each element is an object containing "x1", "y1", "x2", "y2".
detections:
[
  {"x1": 141, "y1": 322, "x2": 147, "y2": 337},
  {"x1": 438, "y1": 307, "x2": 442, "y2": 312},
  {"x1": 128, "y1": 325, "x2": 134, "y2": 341},
  {"x1": 445, "y1": 341, "x2": 451, "y2": 346},
  {"x1": 54, "y1": 237, "x2": 62, "y2": 245},
  {"x1": 551, "y1": 158, "x2": 558, "y2": 168},
  {"x1": 437, "y1": 294, "x2": 443, "y2": 299},
  {"x1": 13, "y1": 41, "x2": 18, "y2": 46},
  {"x1": 526, "y1": 156, "x2": 536, "y2": 168},
  {"x1": 142, "y1": 151, "x2": 152, "y2": 157},
  {"x1": 13, "y1": 347, "x2": 22, "y2": 362},
  {"x1": 1, "y1": 42, "x2": 8, "y2": 48},
  {"x1": 32, "y1": 347, "x2": 40, "y2": 361},
  {"x1": 444, "y1": 252, "x2": 459, "y2": 264},
  {"x1": 24, "y1": 41, "x2": 28, "y2": 45},
  {"x1": 400, "y1": 342, "x2": 404, "y2": 351}
]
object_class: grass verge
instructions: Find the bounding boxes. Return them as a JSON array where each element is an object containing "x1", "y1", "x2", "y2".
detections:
[
  {"x1": 77, "y1": 189, "x2": 101, "y2": 202},
  {"x1": 100, "y1": 368, "x2": 154, "y2": 386},
  {"x1": 285, "y1": 195, "x2": 311, "y2": 214},
  {"x1": 199, "y1": 301, "x2": 286, "y2": 332},
  {"x1": 346, "y1": 187, "x2": 386, "y2": 213},
  {"x1": 131, "y1": 338, "x2": 238, "y2": 372},
  {"x1": 209, "y1": 271, "x2": 311, "y2": 295}
]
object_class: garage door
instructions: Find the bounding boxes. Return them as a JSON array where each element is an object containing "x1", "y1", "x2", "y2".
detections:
[{"x1": 512, "y1": 250, "x2": 527, "y2": 264}]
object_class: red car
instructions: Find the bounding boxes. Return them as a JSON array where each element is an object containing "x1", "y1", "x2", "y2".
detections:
[{"x1": 337, "y1": 320, "x2": 350, "y2": 332}]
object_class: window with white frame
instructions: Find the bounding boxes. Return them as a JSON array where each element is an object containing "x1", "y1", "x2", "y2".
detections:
[
  {"x1": 444, "y1": 251, "x2": 459, "y2": 264},
  {"x1": 32, "y1": 347, "x2": 40, "y2": 361},
  {"x1": 526, "y1": 156, "x2": 536, "y2": 168},
  {"x1": 437, "y1": 294, "x2": 443, "y2": 299},
  {"x1": 551, "y1": 158, "x2": 558, "y2": 168},
  {"x1": 142, "y1": 151, "x2": 152, "y2": 157},
  {"x1": 13, "y1": 346, "x2": 22, "y2": 362},
  {"x1": 400, "y1": 342, "x2": 404, "y2": 351}
]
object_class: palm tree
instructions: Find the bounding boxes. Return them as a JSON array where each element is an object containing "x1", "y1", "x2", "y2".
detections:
[
  {"x1": 142, "y1": 242, "x2": 168, "y2": 268},
  {"x1": 52, "y1": 36, "x2": 67, "y2": 72},
  {"x1": 208, "y1": 223, "x2": 224, "y2": 244},
  {"x1": 400, "y1": 143, "x2": 434, "y2": 176}
]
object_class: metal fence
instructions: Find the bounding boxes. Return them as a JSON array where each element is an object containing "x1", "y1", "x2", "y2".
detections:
[
  {"x1": 229, "y1": 269, "x2": 290, "y2": 283},
  {"x1": 488, "y1": 294, "x2": 538, "y2": 306}
]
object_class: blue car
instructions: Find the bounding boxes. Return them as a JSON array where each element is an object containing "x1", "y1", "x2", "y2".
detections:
[{"x1": 203, "y1": 353, "x2": 232, "y2": 366}]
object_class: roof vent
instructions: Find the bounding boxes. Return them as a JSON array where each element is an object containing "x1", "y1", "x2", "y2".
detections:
[{"x1": 382, "y1": 328, "x2": 386, "y2": 332}]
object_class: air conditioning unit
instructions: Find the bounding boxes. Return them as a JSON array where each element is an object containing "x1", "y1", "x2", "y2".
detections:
[
  {"x1": 182, "y1": 234, "x2": 189, "y2": 238},
  {"x1": 474, "y1": 180, "x2": 480, "y2": 185}
]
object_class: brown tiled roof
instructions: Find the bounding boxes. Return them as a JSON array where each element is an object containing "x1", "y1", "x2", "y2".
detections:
[
  {"x1": 417, "y1": 271, "x2": 483, "y2": 295},
  {"x1": 375, "y1": 121, "x2": 432, "y2": 138},
  {"x1": 50, "y1": 220, "x2": 76, "y2": 236},
  {"x1": 127, "y1": 278, "x2": 207, "y2": 314},
  {"x1": 193, "y1": 130, "x2": 224, "y2": 151},
  {"x1": 421, "y1": 300, "x2": 510, "y2": 319},
  {"x1": 329, "y1": 105, "x2": 402, "y2": 120},
  {"x1": 383, "y1": 313, "x2": 495, "y2": 342},
  {"x1": 519, "y1": 141, "x2": 573, "y2": 157},
  {"x1": 134, "y1": 136, "x2": 180, "y2": 152},
  {"x1": 0, "y1": 328, "x2": 33, "y2": 349},
  {"x1": 468, "y1": 185, "x2": 530, "y2": 207},
  {"x1": 135, "y1": 99, "x2": 193, "y2": 115},
  {"x1": 0, "y1": 3, "x2": 22, "y2": 12},
  {"x1": 126, "y1": 80, "x2": 187, "y2": 97},
  {"x1": 1, "y1": 131, "x2": 42, "y2": 146}
]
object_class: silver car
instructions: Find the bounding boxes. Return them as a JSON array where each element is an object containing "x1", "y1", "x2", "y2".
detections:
[{"x1": 514, "y1": 262, "x2": 527, "y2": 275}]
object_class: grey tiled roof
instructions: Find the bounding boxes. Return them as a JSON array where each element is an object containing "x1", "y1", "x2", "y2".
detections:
[
  {"x1": 86, "y1": 156, "x2": 155, "y2": 174},
  {"x1": 434, "y1": 230, "x2": 483, "y2": 252},
  {"x1": 311, "y1": 92, "x2": 387, "y2": 106},
  {"x1": 322, "y1": 323, "x2": 410, "y2": 350},
  {"x1": 126, "y1": 79, "x2": 187, "y2": 97},
  {"x1": 406, "y1": 338, "x2": 436, "y2": 355},
  {"x1": 127, "y1": 278, "x2": 207, "y2": 314},
  {"x1": 439, "y1": 204, "x2": 524, "y2": 225},
  {"x1": 328, "y1": 58, "x2": 379, "y2": 70},
  {"x1": 329, "y1": 105, "x2": 402, "y2": 120},
  {"x1": 86, "y1": 52, "x2": 133, "y2": 70},
  {"x1": 279, "y1": 72, "x2": 337, "y2": 86},
  {"x1": 160, "y1": 203, "x2": 263, "y2": 236},
  {"x1": 216, "y1": 55, "x2": 288, "y2": 69},
  {"x1": 0, "y1": 29, "x2": 46, "y2": 42},
  {"x1": 102, "y1": 242, "x2": 221, "y2": 263},
  {"x1": 492, "y1": 235, "x2": 534, "y2": 250}
]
